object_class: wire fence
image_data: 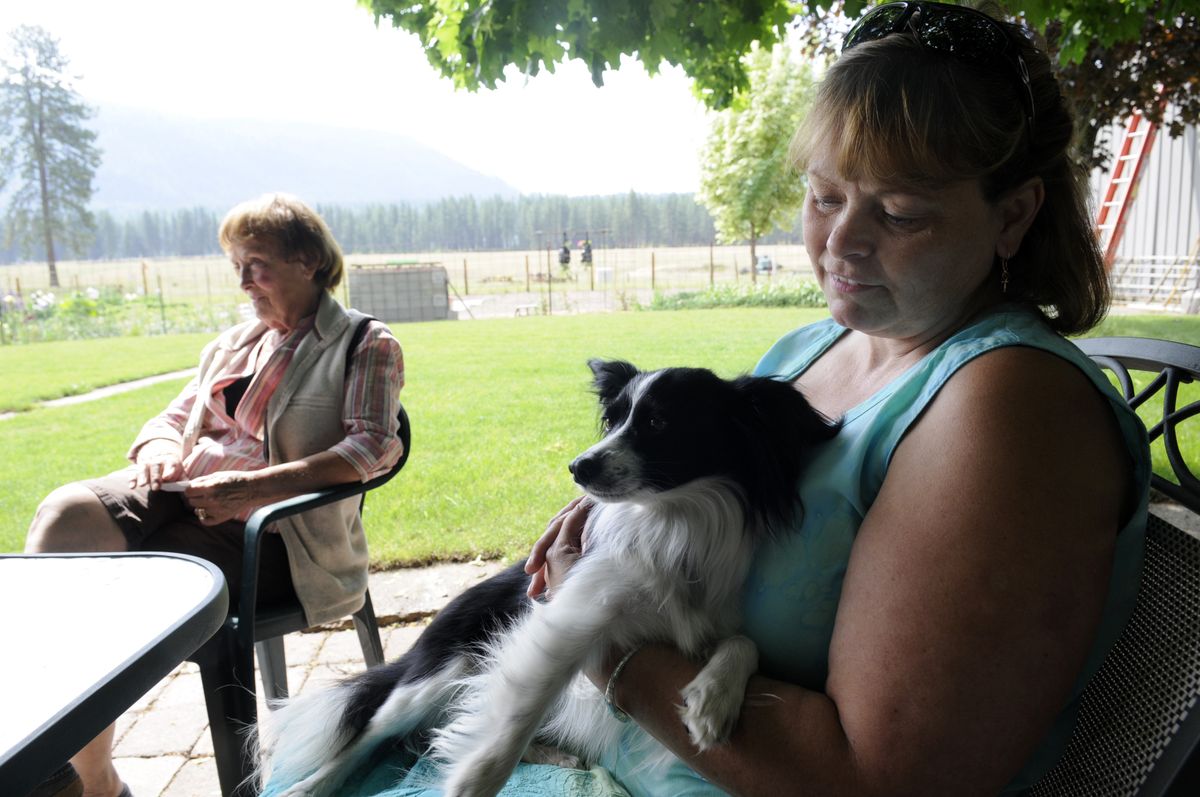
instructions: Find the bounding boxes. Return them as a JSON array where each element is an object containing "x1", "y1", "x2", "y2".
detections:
[{"x1": 0, "y1": 244, "x2": 813, "y2": 344}]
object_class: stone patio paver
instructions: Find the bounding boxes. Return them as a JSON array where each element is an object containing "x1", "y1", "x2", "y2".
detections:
[{"x1": 103, "y1": 560, "x2": 507, "y2": 796}]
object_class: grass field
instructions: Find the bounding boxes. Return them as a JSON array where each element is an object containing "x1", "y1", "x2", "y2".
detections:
[
  {"x1": 2, "y1": 307, "x2": 1196, "y2": 564},
  {"x1": 0, "y1": 308, "x2": 825, "y2": 561},
  {"x1": 0, "y1": 333, "x2": 213, "y2": 411}
]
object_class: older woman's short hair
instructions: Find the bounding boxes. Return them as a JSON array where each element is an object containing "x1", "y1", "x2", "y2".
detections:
[{"x1": 219, "y1": 193, "x2": 345, "y2": 291}]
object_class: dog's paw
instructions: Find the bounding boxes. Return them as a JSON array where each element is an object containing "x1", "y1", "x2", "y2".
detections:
[
  {"x1": 442, "y1": 752, "x2": 514, "y2": 797},
  {"x1": 678, "y1": 675, "x2": 743, "y2": 750},
  {"x1": 276, "y1": 782, "x2": 318, "y2": 797},
  {"x1": 522, "y1": 743, "x2": 583, "y2": 769}
]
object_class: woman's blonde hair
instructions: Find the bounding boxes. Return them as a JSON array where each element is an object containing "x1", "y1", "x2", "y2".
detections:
[
  {"x1": 219, "y1": 193, "x2": 345, "y2": 291},
  {"x1": 792, "y1": 14, "x2": 1108, "y2": 334}
]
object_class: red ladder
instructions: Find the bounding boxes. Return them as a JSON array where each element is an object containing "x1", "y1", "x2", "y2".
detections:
[{"x1": 1096, "y1": 110, "x2": 1159, "y2": 269}]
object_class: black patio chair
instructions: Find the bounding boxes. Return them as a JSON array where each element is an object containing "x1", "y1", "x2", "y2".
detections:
[
  {"x1": 1029, "y1": 337, "x2": 1200, "y2": 796},
  {"x1": 190, "y1": 404, "x2": 410, "y2": 797}
]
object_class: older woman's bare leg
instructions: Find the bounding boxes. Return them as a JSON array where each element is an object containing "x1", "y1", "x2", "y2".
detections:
[
  {"x1": 25, "y1": 483, "x2": 128, "y2": 554},
  {"x1": 26, "y1": 483, "x2": 128, "y2": 797}
]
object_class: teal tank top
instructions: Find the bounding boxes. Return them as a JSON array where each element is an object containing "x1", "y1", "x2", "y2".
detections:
[
  {"x1": 604, "y1": 308, "x2": 1150, "y2": 796},
  {"x1": 265, "y1": 309, "x2": 1150, "y2": 797},
  {"x1": 743, "y1": 308, "x2": 1151, "y2": 791}
]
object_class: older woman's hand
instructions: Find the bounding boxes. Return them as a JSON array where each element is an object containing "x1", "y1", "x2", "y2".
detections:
[
  {"x1": 184, "y1": 470, "x2": 260, "y2": 525},
  {"x1": 525, "y1": 496, "x2": 592, "y2": 599},
  {"x1": 131, "y1": 439, "x2": 185, "y2": 491}
]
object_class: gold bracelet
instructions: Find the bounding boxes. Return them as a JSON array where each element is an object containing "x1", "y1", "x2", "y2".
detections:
[{"x1": 604, "y1": 647, "x2": 641, "y2": 723}]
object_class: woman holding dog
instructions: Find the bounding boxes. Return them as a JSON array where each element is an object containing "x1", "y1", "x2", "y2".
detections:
[
  {"x1": 254, "y1": 1, "x2": 1148, "y2": 795},
  {"x1": 25, "y1": 193, "x2": 405, "y2": 797},
  {"x1": 529, "y1": 3, "x2": 1150, "y2": 796}
]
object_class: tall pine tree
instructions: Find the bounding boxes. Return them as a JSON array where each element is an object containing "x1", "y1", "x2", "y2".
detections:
[{"x1": 0, "y1": 25, "x2": 101, "y2": 287}]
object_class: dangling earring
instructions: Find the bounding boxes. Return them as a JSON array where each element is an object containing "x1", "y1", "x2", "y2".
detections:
[{"x1": 1001, "y1": 258, "x2": 1010, "y2": 294}]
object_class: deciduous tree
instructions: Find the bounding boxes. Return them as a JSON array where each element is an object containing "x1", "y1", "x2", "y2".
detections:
[
  {"x1": 1046, "y1": 4, "x2": 1199, "y2": 171},
  {"x1": 0, "y1": 25, "x2": 101, "y2": 287},
  {"x1": 696, "y1": 44, "x2": 813, "y2": 278}
]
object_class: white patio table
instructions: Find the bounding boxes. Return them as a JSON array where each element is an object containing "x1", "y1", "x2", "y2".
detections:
[{"x1": 0, "y1": 552, "x2": 227, "y2": 795}]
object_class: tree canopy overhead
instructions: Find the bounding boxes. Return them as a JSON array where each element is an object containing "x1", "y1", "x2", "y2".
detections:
[
  {"x1": 364, "y1": 0, "x2": 1196, "y2": 168},
  {"x1": 363, "y1": 0, "x2": 799, "y2": 109},
  {"x1": 363, "y1": 0, "x2": 1188, "y2": 107}
]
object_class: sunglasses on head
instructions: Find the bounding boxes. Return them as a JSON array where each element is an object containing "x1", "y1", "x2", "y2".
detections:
[{"x1": 842, "y1": 1, "x2": 1035, "y2": 133}]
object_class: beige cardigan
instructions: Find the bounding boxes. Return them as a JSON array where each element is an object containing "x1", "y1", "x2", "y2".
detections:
[{"x1": 178, "y1": 292, "x2": 378, "y2": 624}]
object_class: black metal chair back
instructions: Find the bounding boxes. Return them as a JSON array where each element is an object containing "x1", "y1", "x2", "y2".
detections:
[{"x1": 192, "y1": 403, "x2": 410, "y2": 797}]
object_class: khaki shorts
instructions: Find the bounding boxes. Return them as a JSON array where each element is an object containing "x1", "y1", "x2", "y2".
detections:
[{"x1": 86, "y1": 468, "x2": 296, "y2": 607}]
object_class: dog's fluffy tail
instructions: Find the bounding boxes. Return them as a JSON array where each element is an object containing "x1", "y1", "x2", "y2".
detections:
[
  {"x1": 255, "y1": 681, "x2": 361, "y2": 789},
  {"x1": 255, "y1": 658, "x2": 469, "y2": 796}
]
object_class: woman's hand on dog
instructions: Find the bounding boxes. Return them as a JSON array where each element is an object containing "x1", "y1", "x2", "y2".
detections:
[{"x1": 526, "y1": 496, "x2": 592, "y2": 598}]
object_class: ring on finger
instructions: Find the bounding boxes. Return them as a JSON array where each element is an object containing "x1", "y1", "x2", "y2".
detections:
[{"x1": 195, "y1": 508, "x2": 208, "y2": 521}]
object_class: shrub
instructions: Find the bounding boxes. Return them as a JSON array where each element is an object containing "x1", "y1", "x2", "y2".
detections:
[
  {"x1": 647, "y1": 280, "x2": 827, "y2": 311},
  {"x1": 0, "y1": 287, "x2": 241, "y2": 343}
]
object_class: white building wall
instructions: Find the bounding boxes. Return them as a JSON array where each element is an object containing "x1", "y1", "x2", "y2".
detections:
[{"x1": 1092, "y1": 114, "x2": 1200, "y2": 311}]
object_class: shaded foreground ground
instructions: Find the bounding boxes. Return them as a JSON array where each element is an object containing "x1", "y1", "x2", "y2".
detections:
[{"x1": 106, "y1": 559, "x2": 508, "y2": 796}]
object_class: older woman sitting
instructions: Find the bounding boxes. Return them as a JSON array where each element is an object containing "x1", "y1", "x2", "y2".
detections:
[{"x1": 25, "y1": 193, "x2": 405, "y2": 797}]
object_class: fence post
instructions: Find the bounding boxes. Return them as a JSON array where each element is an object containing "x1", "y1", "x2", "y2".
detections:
[
  {"x1": 157, "y1": 273, "x2": 167, "y2": 334},
  {"x1": 463, "y1": 258, "x2": 469, "y2": 295},
  {"x1": 651, "y1": 251, "x2": 656, "y2": 292},
  {"x1": 525, "y1": 255, "x2": 531, "y2": 292},
  {"x1": 709, "y1": 242, "x2": 715, "y2": 288}
]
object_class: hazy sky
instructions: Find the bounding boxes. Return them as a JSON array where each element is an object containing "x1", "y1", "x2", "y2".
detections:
[{"x1": 0, "y1": 0, "x2": 712, "y2": 196}]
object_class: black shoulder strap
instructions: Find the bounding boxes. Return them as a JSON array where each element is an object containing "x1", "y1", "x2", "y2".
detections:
[{"x1": 345, "y1": 315, "x2": 377, "y2": 376}]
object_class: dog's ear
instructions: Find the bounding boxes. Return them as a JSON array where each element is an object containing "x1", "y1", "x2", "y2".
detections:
[
  {"x1": 588, "y1": 359, "x2": 640, "y2": 405},
  {"x1": 728, "y1": 375, "x2": 839, "y2": 529},
  {"x1": 731, "y1": 375, "x2": 839, "y2": 447}
]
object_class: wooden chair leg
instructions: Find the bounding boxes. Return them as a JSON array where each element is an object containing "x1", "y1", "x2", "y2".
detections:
[
  {"x1": 256, "y1": 637, "x2": 289, "y2": 703},
  {"x1": 195, "y1": 633, "x2": 259, "y2": 797},
  {"x1": 352, "y1": 590, "x2": 385, "y2": 667}
]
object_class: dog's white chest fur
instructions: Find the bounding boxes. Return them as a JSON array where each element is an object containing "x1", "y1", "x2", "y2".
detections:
[
  {"x1": 262, "y1": 359, "x2": 837, "y2": 797},
  {"x1": 430, "y1": 480, "x2": 761, "y2": 797}
]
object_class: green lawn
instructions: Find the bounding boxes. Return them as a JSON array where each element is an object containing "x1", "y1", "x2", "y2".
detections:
[
  {"x1": 0, "y1": 333, "x2": 214, "y2": 412},
  {"x1": 2, "y1": 307, "x2": 1195, "y2": 564},
  {"x1": 0, "y1": 308, "x2": 825, "y2": 562},
  {"x1": 1090, "y1": 314, "x2": 1200, "y2": 343}
]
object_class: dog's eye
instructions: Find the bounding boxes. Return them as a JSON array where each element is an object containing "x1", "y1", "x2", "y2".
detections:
[
  {"x1": 648, "y1": 416, "x2": 667, "y2": 432},
  {"x1": 601, "y1": 415, "x2": 614, "y2": 432}
]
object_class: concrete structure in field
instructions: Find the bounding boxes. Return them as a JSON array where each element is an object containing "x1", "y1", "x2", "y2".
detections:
[{"x1": 347, "y1": 263, "x2": 455, "y2": 323}]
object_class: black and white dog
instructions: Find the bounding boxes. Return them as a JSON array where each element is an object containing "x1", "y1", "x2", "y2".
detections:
[{"x1": 260, "y1": 359, "x2": 837, "y2": 797}]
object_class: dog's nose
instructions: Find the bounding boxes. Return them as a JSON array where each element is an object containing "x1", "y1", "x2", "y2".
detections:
[{"x1": 569, "y1": 454, "x2": 599, "y2": 484}]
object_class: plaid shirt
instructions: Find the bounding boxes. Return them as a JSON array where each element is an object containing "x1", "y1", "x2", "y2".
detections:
[{"x1": 131, "y1": 318, "x2": 405, "y2": 519}]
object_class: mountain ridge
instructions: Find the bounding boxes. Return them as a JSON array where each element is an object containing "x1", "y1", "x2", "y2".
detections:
[{"x1": 91, "y1": 106, "x2": 520, "y2": 214}]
